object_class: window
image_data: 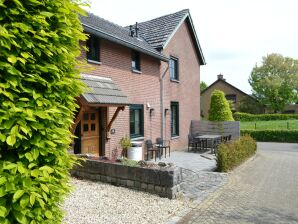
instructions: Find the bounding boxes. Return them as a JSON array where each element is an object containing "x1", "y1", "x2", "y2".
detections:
[
  {"x1": 169, "y1": 57, "x2": 179, "y2": 81},
  {"x1": 225, "y1": 94, "x2": 237, "y2": 103},
  {"x1": 171, "y1": 102, "x2": 179, "y2": 137},
  {"x1": 131, "y1": 51, "x2": 141, "y2": 71},
  {"x1": 86, "y1": 34, "x2": 100, "y2": 62},
  {"x1": 130, "y1": 105, "x2": 144, "y2": 138}
]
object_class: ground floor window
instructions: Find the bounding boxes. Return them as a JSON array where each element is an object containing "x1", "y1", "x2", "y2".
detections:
[
  {"x1": 130, "y1": 104, "x2": 144, "y2": 138},
  {"x1": 171, "y1": 102, "x2": 179, "y2": 137}
]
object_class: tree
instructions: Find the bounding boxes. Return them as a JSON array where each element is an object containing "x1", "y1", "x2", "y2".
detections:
[
  {"x1": 200, "y1": 81, "x2": 208, "y2": 92},
  {"x1": 249, "y1": 53, "x2": 298, "y2": 113},
  {"x1": 209, "y1": 90, "x2": 234, "y2": 121},
  {"x1": 0, "y1": 1, "x2": 86, "y2": 223},
  {"x1": 238, "y1": 96, "x2": 264, "y2": 114}
]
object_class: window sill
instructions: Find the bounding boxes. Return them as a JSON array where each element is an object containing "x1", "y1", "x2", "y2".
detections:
[
  {"x1": 171, "y1": 136, "x2": 180, "y2": 140},
  {"x1": 87, "y1": 59, "x2": 102, "y2": 65},
  {"x1": 131, "y1": 136, "x2": 144, "y2": 141},
  {"x1": 132, "y1": 69, "x2": 142, "y2": 74},
  {"x1": 170, "y1": 79, "x2": 180, "y2": 83}
]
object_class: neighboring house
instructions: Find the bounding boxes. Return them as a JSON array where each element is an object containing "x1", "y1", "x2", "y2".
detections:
[
  {"x1": 200, "y1": 74, "x2": 261, "y2": 118},
  {"x1": 283, "y1": 103, "x2": 298, "y2": 114},
  {"x1": 72, "y1": 9, "x2": 206, "y2": 159}
]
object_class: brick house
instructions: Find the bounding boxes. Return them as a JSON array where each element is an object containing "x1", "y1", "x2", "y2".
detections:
[
  {"x1": 200, "y1": 74, "x2": 263, "y2": 118},
  {"x1": 72, "y1": 9, "x2": 205, "y2": 159}
]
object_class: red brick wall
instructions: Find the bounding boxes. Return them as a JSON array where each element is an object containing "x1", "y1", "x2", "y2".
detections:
[
  {"x1": 161, "y1": 21, "x2": 201, "y2": 150},
  {"x1": 79, "y1": 39, "x2": 161, "y2": 158},
  {"x1": 78, "y1": 20, "x2": 201, "y2": 156}
]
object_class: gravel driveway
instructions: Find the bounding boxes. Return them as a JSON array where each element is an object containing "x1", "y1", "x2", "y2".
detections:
[{"x1": 63, "y1": 178, "x2": 191, "y2": 224}]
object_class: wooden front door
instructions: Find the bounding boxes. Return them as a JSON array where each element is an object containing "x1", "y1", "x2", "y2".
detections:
[{"x1": 81, "y1": 110, "x2": 100, "y2": 155}]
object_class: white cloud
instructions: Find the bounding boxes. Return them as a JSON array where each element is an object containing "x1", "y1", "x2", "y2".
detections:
[{"x1": 87, "y1": 0, "x2": 298, "y2": 93}]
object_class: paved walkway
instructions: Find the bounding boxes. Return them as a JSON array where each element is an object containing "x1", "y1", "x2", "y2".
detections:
[
  {"x1": 159, "y1": 150, "x2": 217, "y2": 171},
  {"x1": 177, "y1": 142, "x2": 298, "y2": 224}
]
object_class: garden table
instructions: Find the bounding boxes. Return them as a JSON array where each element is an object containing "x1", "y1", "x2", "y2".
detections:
[{"x1": 195, "y1": 134, "x2": 222, "y2": 153}]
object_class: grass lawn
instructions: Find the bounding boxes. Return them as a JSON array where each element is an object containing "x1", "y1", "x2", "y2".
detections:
[{"x1": 241, "y1": 120, "x2": 298, "y2": 130}]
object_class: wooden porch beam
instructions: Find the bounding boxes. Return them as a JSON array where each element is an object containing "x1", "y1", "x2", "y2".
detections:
[
  {"x1": 106, "y1": 106, "x2": 125, "y2": 133},
  {"x1": 71, "y1": 107, "x2": 84, "y2": 134}
]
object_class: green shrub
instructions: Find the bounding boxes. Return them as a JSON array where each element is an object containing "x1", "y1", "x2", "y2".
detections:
[
  {"x1": 234, "y1": 112, "x2": 298, "y2": 121},
  {"x1": 209, "y1": 90, "x2": 234, "y2": 121},
  {"x1": 241, "y1": 130, "x2": 298, "y2": 143},
  {"x1": 0, "y1": 1, "x2": 86, "y2": 223},
  {"x1": 121, "y1": 158, "x2": 139, "y2": 167},
  {"x1": 217, "y1": 135, "x2": 257, "y2": 172}
]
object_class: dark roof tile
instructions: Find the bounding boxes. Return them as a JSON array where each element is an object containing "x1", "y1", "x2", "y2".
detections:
[{"x1": 80, "y1": 13, "x2": 168, "y2": 61}]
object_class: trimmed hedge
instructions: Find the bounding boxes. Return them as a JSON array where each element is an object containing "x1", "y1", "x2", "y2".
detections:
[
  {"x1": 241, "y1": 130, "x2": 298, "y2": 143},
  {"x1": 217, "y1": 135, "x2": 257, "y2": 172},
  {"x1": 209, "y1": 90, "x2": 234, "y2": 121},
  {"x1": 234, "y1": 112, "x2": 298, "y2": 121}
]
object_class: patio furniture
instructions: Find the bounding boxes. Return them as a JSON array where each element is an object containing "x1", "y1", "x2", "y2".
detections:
[
  {"x1": 188, "y1": 134, "x2": 196, "y2": 151},
  {"x1": 188, "y1": 134, "x2": 204, "y2": 152},
  {"x1": 156, "y1": 137, "x2": 170, "y2": 158},
  {"x1": 195, "y1": 134, "x2": 222, "y2": 154},
  {"x1": 145, "y1": 140, "x2": 160, "y2": 161}
]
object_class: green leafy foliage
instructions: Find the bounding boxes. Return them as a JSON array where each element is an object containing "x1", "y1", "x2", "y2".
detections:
[
  {"x1": 241, "y1": 130, "x2": 298, "y2": 143},
  {"x1": 217, "y1": 135, "x2": 257, "y2": 172},
  {"x1": 208, "y1": 90, "x2": 234, "y2": 121},
  {"x1": 0, "y1": 1, "x2": 87, "y2": 223},
  {"x1": 200, "y1": 81, "x2": 208, "y2": 92},
  {"x1": 249, "y1": 53, "x2": 298, "y2": 112},
  {"x1": 234, "y1": 112, "x2": 298, "y2": 121},
  {"x1": 238, "y1": 96, "x2": 264, "y2": 114},
  {"x1": 120, "y1": 158, "x2": 139, "y2": 167}
]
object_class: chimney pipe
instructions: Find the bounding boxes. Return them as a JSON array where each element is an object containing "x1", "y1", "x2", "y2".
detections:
[
  {"x1": 129, "y1": 25, "x2": 135, "y2": 37},
  {"x1": 217, "y1": 74, "x2": 225, "y2": 81},
  {"x1": 135, "y1": 22, "x2": 139, "y2": 38}
]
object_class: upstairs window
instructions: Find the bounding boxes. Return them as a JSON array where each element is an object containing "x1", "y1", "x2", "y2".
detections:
[
  {"x1": 170, "y1": 56, "x2": 179, "y2": 81},
  {"x1": 130, "y1": 105, "x2": 144, "y2": 138},
  {"x1": 225, "y1": 94, "x2": 237, "y2": 103},
  {"x1": 86, "y1": 34, "x2": 100, "y2": 62},
  {"x1": 132, "y1": 51, "x2": 141, "y2": 71},
  {"x1": 171, "y1": 102, "x2": 179, "y2": 137}
]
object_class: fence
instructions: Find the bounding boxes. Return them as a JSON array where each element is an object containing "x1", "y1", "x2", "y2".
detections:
[{"x1": 190, "y1": 120, "x2": 240, "y2": 139}]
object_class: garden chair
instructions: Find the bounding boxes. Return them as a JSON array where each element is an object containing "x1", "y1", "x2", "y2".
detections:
[
  {"x1": 188, "y1": 134, "x2": 205, "y2": 152},
  {"x1": 145, "y1": 140, "x2": 160, "y2": 161},
  {"x1": 156, "y1": 137, "x2": 170, "y2": 158},
  {"x1": 188, "y1": 134, "x2": 197, "y2": 151}
]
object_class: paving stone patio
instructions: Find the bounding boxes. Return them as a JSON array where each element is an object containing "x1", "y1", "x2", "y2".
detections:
[
  {"x1": 176, "y1": 143, "x2": 298, "y2": 224},
  {"x1": 159, "y1": 150, "x2": 217, "y2": 172},
  {"x1": 156, "y1": 150, "x2": 229, "y2": 223}
]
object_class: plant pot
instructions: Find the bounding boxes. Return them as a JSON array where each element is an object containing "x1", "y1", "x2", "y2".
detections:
[{"x1": 127, "y1": 141, "x2": 143, "y2": 161}]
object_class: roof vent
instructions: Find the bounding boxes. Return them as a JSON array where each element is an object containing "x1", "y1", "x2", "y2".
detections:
[
  {"x1": 135, "y1": 22, "x2": 139, "y2": 38},
  {"x1": 129, "y1": 25, "x2": 135, "y2": 37},
  {"x1": 217, "y1": 74, "x2": 225, "y2": 81},
  {"x1": 129, "y1": 22, "x2": 140, "y2": 38}
]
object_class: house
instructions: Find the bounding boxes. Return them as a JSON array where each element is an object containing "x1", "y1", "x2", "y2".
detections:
[
  {"x1": 283, "y1": 103, "x2": 298, "y2": 114},
  {"x1": 72, "y1": 9, "x2": 206, "y2": 159},
  {"x1": 200, "y1": 74, "x2": 263, "y2": 118}
]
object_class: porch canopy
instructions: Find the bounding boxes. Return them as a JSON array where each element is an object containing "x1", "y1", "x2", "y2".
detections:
[
  {"x1": 72, "y1": 74, "x2": 129, "y2": 136},
  {"x1": 80, "y1": 73, "x2": 129, "y2": 106}
]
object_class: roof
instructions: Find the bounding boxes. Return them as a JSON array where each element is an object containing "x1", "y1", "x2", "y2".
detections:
[
  {"x1": 81, "y1": 74, "x2": 129, "y2": 105},
  {"x1": 128, "y1": 9, "x2": 206, "y2": 65},
  {"x1": 80, "y1": 13, "x2": 168, "y2": 62},
  {"x1": 201, "y1": 78, "x2": 256, "y2": 101}
]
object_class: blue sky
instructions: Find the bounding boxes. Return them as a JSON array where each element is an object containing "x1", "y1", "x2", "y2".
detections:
[{"x1": 88, "y1": 0, "x2": 298, "y2": 94}]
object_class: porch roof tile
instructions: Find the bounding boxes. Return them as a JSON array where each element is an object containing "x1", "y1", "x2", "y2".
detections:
[{"x1": 81, "y1": 74, "x2": 129, "y2": 106}]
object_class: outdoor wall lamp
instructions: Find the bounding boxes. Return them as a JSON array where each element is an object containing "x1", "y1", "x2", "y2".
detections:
[
  {"x1": 164, "y1": 108, "x2": 169, "y2": 115},
  {"x1": 149, "y1": 108, "x2": 155, "y2": 116}
]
